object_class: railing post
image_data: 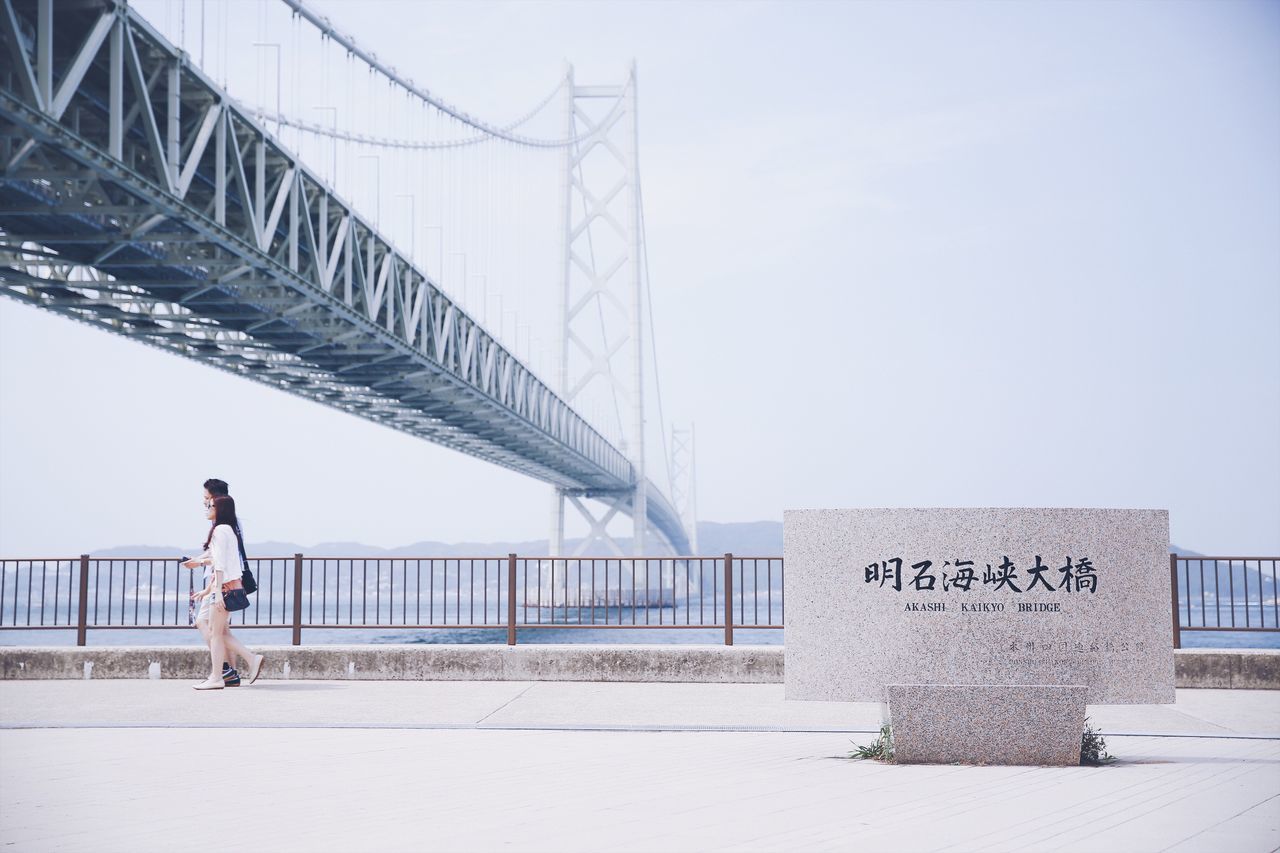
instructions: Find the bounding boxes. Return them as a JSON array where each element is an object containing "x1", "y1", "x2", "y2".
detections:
[
  {"x1": 291, "y1": 552, "x2": 304, "y2": 646},
  {"x1": 76, "y1": 554, "x2": 89, "y2": 646},
  {"x1": 1169, "y1": 553, "x2": 1181, "y2": 650},
  {"x1": 724, "y1": 552, "x2": 734, "y2": 646},
  {"x1": 507, "y1": 553, "x2": 517, "y2": 645}
]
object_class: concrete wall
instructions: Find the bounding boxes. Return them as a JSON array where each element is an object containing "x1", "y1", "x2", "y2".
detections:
[
  {"x1": 1173, "y1": 649, "x2": 1280, "y2": 690},
  {"x1": 1, "y1": 646, "x2": 1276, "y2": 688},
  {"x1": 0, "y1": 645, "x2": 784, "y2": 684}
]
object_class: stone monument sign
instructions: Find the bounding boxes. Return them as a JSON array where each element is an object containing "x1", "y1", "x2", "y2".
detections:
[{"x1": 784, "y1": 508, "x2": 1175, "y2": 706}]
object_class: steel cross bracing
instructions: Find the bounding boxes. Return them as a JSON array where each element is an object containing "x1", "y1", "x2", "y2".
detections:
[{"x1": 0, "y1": 0, "x2": 689, "y2": 553}]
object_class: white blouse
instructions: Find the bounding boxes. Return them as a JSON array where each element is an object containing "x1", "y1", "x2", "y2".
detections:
[{"x1": 209, "y1": 524, "x2": 243, "y2": 587}]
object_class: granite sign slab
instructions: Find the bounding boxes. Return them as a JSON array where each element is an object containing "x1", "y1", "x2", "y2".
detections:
[{"x1": 784, "y1": 508, "x2": 1175, "y2": 704}]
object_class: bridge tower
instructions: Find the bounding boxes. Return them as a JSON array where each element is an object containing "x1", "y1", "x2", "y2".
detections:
[
  {"x1": 670, "y1": 425, "x2": 699, "y2": 554},
  {"x1": 551, "y1": 62, "x2": 659, "y2": 558}
]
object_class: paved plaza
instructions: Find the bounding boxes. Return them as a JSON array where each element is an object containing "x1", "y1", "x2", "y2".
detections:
[{"x1": 2, "y1": 680, "x2": 1278, "y2": 852}]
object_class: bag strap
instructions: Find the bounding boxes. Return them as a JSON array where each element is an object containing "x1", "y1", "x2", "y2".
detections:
[{"x1": 234, "y1": 522, "x2": 249, "y2": 564}]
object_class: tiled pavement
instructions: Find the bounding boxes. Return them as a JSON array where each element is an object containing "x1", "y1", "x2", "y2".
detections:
[{"x1": 1, "y1": 680, "x2": 1277, "y2": 852}]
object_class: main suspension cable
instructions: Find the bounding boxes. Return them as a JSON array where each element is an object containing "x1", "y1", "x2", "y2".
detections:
[
  {"x1": 237, "y1": 75, "x2": 588, "y2": 151},
  {"x1": 281, "y1": 0, "x2": 594, "y2": 148}
]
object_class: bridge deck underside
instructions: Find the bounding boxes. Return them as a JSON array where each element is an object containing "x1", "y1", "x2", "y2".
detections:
[{"x1": 0, "y1": 179, "x2": 600, "y2": 488}]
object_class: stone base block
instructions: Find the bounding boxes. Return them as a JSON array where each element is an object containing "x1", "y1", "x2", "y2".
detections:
[{"x1": 888, "y1": 684, "x2": 1087, "y2": 766}]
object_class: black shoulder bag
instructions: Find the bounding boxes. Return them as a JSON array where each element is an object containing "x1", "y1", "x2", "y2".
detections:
[{"x1": 221, "y1": 587, "x2": 252, "y2": 612}]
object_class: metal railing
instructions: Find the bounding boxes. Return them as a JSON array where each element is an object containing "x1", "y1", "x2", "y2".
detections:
[
  {"x1": 1170, "y1": 554, "x2": 1279, "y2": 648},
  {"x1": 6, "y1": 553, "x2": 1273, "y2": 648},
  {"x1": 0, "y1": 554, "x2": 782, "y2": 646}
]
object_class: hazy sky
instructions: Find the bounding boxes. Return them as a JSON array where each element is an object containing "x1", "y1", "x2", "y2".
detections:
[{"x1": 2, "y1": 0, "x2": 1277, "y2": 555}]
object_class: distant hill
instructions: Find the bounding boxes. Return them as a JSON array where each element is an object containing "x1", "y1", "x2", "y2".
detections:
[
  {"x1": 89, "y1": 524, "x2": 1198, "y2": 559},
  {"x1": 696, "y1": 521, "x2": 782, "y2": 555}
]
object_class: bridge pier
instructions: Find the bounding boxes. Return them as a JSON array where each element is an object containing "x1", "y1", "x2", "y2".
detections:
[{"x1": 549, "y1": 489, "x2": 566, "y2": 557}]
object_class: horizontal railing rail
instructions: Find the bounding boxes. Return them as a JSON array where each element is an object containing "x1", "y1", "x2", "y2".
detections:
[
  {"x1": 0, "y1": 554, "x2": 783, "y2": 646},
  {"x1": 1170, "y1": 554, "x2": 1279, "y2": 648}
]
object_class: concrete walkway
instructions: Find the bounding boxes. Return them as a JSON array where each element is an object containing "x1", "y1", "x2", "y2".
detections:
[
  {"x1": 2, "y1": 680, "x2": 1279, "y2": 735},
  {"x1": 2, "y1": 681, "x2": 1278, "y2": 852}
]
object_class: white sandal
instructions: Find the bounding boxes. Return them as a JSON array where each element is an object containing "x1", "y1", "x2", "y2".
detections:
[{"x1": 247, "y1": 654, "x2": 265, "y2": 685}]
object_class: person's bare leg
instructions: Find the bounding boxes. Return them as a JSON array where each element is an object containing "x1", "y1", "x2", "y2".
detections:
[
  {"x1": 206, "y1": 606, "x2": 229, "y2": 682},
  {"x1": 226, "y1": 625, "x2": 265, "y2": 683},
  {"x1": 198, "y1": 615, "x2": 234, "y2": 676},
  {"x1": 221, "y1": 627, "x2": 254, "y2": 671}
]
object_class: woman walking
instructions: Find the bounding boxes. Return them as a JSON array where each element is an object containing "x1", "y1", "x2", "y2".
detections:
[{"x1": 191, "y1": 495, "x2": 264, "y2": 690}]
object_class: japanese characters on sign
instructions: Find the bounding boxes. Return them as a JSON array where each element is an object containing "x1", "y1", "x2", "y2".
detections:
[
  {"x1": 1002, "y1": 637, "x2": 1145, "y2": 654},
  {"x1": 864, "y1": 556, "x2": 1098, "y2": 594}
]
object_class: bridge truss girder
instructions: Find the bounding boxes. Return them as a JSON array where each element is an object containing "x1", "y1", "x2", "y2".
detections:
[{"x1": 0, "y1": 0, "x2": 689, "y2": 553}]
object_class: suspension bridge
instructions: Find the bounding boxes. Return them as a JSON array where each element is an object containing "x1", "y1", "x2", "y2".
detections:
[{"x1": 0, "y1": 0, "x2": 697, "y2": 558}]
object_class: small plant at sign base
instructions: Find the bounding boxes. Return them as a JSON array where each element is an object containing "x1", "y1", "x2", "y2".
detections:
[
  {"x1": 850, "y1": 723, "x2": 895, "y2": 762},
  {"x1": 1080, "y1": 717, "x2": 1116, "y2": 766}
]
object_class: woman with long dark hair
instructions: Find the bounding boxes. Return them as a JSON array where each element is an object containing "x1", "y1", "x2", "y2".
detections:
[{"x1": 191, "y1": 495, "x2": 264, "y2": 690}]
